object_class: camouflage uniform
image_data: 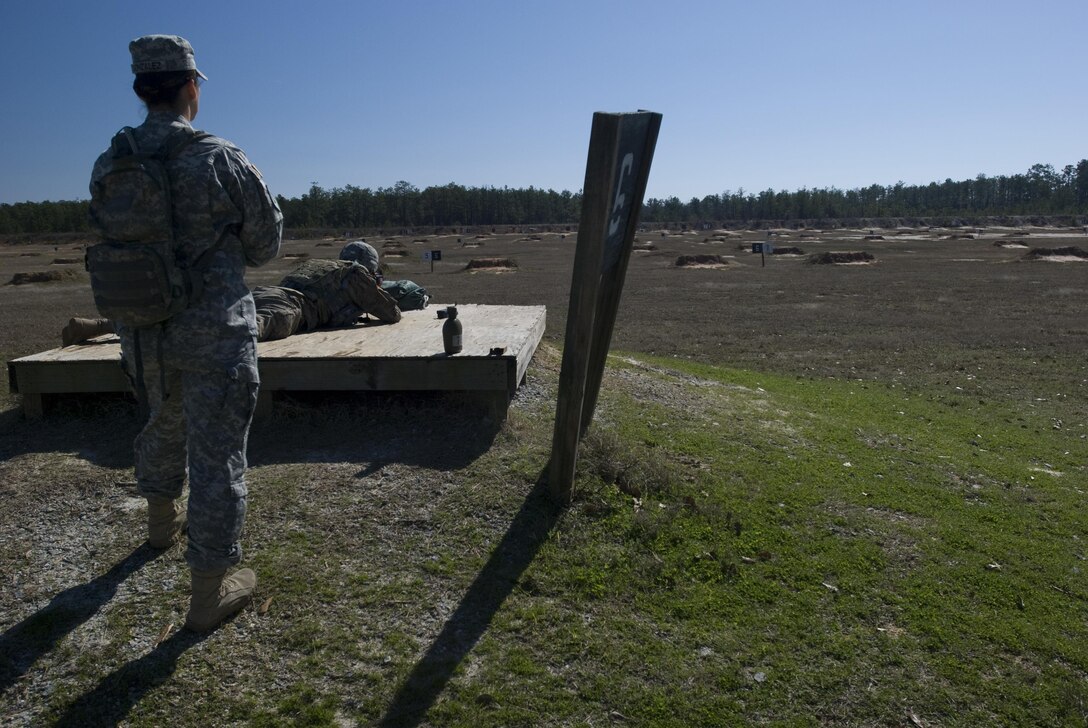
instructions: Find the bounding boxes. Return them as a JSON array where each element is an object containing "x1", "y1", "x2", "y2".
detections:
[
  {"x1": 252, "y1": 285, "x2": 313, "y2": 342},
  {"x1": 251, "y1": 259, "x2": 400, "y2": 342},
  {"x1": 90, "y1": 111, "x2": 282, "y2": 572}
]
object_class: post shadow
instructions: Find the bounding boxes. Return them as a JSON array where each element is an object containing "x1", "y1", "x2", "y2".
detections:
[
  {"x1": 0, "y1": 544, "x2": 159, "y2": 697},
  {"x1": 377, "y1": 473, "x2": 562, "y2": 727},
  {"x1": 52, "y1": 628, "x2": 208, "y2": 727}
]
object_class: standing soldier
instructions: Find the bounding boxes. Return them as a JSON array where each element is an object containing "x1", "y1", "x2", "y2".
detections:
[{"x1": 89, "y1": 35, "x2": 282, "y2": 631}]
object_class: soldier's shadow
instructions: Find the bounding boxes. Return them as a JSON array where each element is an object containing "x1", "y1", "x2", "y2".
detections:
[
  {"x1": 51, "y1": 629, "x2": 208, "y2": 727},
  {"x1": 0, "y1": 545, "x2": 160, "y2": 699}
]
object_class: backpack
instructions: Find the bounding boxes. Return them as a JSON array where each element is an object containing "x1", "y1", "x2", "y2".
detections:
[
  {"x1": 380, "y1": 280, "x2": 430, "y2": 311},
  {"x1": 86, "y1": 126, "x2": 212, "y2": 328},
  {"x1": 279, "y1": 259, "x2": 400, "y2": 325}
]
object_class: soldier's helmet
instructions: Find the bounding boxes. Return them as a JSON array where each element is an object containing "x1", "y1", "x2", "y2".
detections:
[{"x1": 339, "y1": 241, "x2": 380, "y2": 275}]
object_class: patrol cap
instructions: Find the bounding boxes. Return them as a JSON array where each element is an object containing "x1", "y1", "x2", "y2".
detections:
[
  {"x1": 339, "y1": 241, "x2": 380, "y2": 275},
  {"x1": 129, "y1": 35, "x2": 208, "y2": 80}
]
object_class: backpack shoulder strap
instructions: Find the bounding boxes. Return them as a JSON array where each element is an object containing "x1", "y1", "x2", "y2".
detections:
[
  {"x1": 108, "y1": 127, "x2": 141, "y2": 157},
  {"x1": 106, "y1": 125, "x2": 211, "y2": 161},
  {"x1": 160, "y1": 127, "x2": 213, "y2": 160}
]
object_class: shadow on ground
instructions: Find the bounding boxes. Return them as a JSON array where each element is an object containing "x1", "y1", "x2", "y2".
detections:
[
  {"x1": 0, "y1": 389, "x2": 505, "y2": 473},
  {"x1": 0, "y1": 545, "x2": 160, "y2": 698},
  {"x1": 247, "y1": 390, "x2": 506, "y2": 471},
  {"x1": 51, "y1": 628, "x2": 208, "y2": 727},
  {"x1": 0, "y1": 397, "x2": 140, "y2": 469},
  {"x1": 377, "y1": 473, "x2": 561, "y2": 727}
]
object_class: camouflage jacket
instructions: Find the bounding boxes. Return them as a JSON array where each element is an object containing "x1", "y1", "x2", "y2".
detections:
[
  {"x1": 90, "y1": 112, "x2": 282, "y2": 378},
  {"x1": 278, "y1": 259, "x2": 401, "y2": 328}
]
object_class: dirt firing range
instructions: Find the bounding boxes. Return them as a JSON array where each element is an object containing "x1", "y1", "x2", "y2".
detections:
[{"x1": 3, "y1": 222, "x2": 1086, "y2": 421}]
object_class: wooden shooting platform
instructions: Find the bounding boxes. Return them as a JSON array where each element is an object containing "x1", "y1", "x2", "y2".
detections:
[{"x1": 7, "y1": 304, "x2": 546, "y2": 420}]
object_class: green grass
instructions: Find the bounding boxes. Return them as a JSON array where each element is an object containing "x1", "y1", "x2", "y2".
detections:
[{"x1": 419, "y1": 355, "x2": 1088, "y2": 726}]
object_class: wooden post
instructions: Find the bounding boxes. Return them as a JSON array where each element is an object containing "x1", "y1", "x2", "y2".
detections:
[
  {"x1": 254, "y1": 389, "x2": 274, "y2": 420},
  {"x1": 549, "y1": 111, "x2": 662, "y2": 504},
  {"x1": 21, "y1": 393, "x2": 44, "y2": 420}
]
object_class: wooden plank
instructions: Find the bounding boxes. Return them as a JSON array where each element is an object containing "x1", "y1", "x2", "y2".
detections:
[
  {"x1": 10, "y1": 359, "x2": 128, "y2": 393},
  {"x1": 8, "y1": 338, "x2": 125, "y2": 365},
  {"x1": 511, "y1": 304, "x2": 547, "y2": 393},
  {"x1": 259, "y1": 357, "x2": 509, "y2": 392},
  {"x1": 7, "y1": 305, "x2": 545, "y2": 413},
  {"x1": 9, "y1": 305, "x2": 544, "y2": 364},
  {"x1": 257, "y1": 304, "x2": 544, "y2": 360},
  {"x1": 21, "y1": 393, "x2": 43, "y2": 420}
]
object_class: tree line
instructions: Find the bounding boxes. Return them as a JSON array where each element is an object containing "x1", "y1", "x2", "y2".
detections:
[
  {"x1": 3, "y1": 161, "x2": 1087, "y2": 234},
  {"x1": 647, "y1": 161, "x2": 1088, "y2": 223}
]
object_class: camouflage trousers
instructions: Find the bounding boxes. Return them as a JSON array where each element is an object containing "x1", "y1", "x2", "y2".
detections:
[
  {"x1": 253, "y1": 285, "x2": 310, "y2": 342},
  {"x1": 124, "y1": 334, "x2": 259, "y2": 572}
]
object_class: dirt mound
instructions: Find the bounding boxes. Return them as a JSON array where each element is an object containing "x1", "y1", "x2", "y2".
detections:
[
  {"x1": 9, "y1": 268, "x2": 81, "y2": 285},
  {"x1": 52, "y1": 258, "x2": 81, "y2": 264},
  {"x1": 633, "y1": 243, "x2": 657, "y2": 252},
  {"x1": 943, "y1": 233, "x2": 977, "y2": 240},
  {"x1": 1023, "y1": 246, "x2": 1088, "y2": 261},
  {"x1": 994, "y1": 240, "x2": 1028, "y2": 248},
  {"x1": 675, "y1": 254, "x2": 731, "y2": 268},
  {"x1": 807, "y1": 251, "x2": 875, "y2": 265},
  {"x1": 382, "y1": 241, "x2": 410, "y2": 257},
  {"x1": 862, "y1": 235, "x2": 885, "y2": 241},
  {"x1": 771, "y1": 246, "x2": 805, "y2": 255},
  {"x1": 465, "y1": 257, "x2": 517, "y2": 271}
]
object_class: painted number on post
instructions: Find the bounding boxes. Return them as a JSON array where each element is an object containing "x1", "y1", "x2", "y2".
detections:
[
  {"x1": 602, "y1": 151, "x2": 638, "y2": 273},
  {"x1": 608, "y1": 153, "x2": 634, "y2": 237}
]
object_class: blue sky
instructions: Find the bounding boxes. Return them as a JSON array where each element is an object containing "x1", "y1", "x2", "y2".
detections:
[{"x1": 2, "y1": 0, "x2": 1086, "y2": 205}]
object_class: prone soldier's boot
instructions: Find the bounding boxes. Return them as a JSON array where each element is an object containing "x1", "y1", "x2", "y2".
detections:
[
  {"x1": 146, "y1": 495, "x2": 187, "y2": 549},
  {"x1": 61, "y1": 317, "x2": 114, "y2": 346},
  {"x1": 185, "y1": 568, "x2": 256, "y2": 631}
]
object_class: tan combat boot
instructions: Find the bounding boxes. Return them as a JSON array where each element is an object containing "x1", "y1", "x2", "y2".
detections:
[
  {"x1": 185, "y1": 568, "x2": 256, "y2": 631},
  {"x1": 61, "y1": 317, "x2": 113, "y2": 346},
  {"x1": 146, "y1": 496, "x2": 187, "y2": 549}
]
